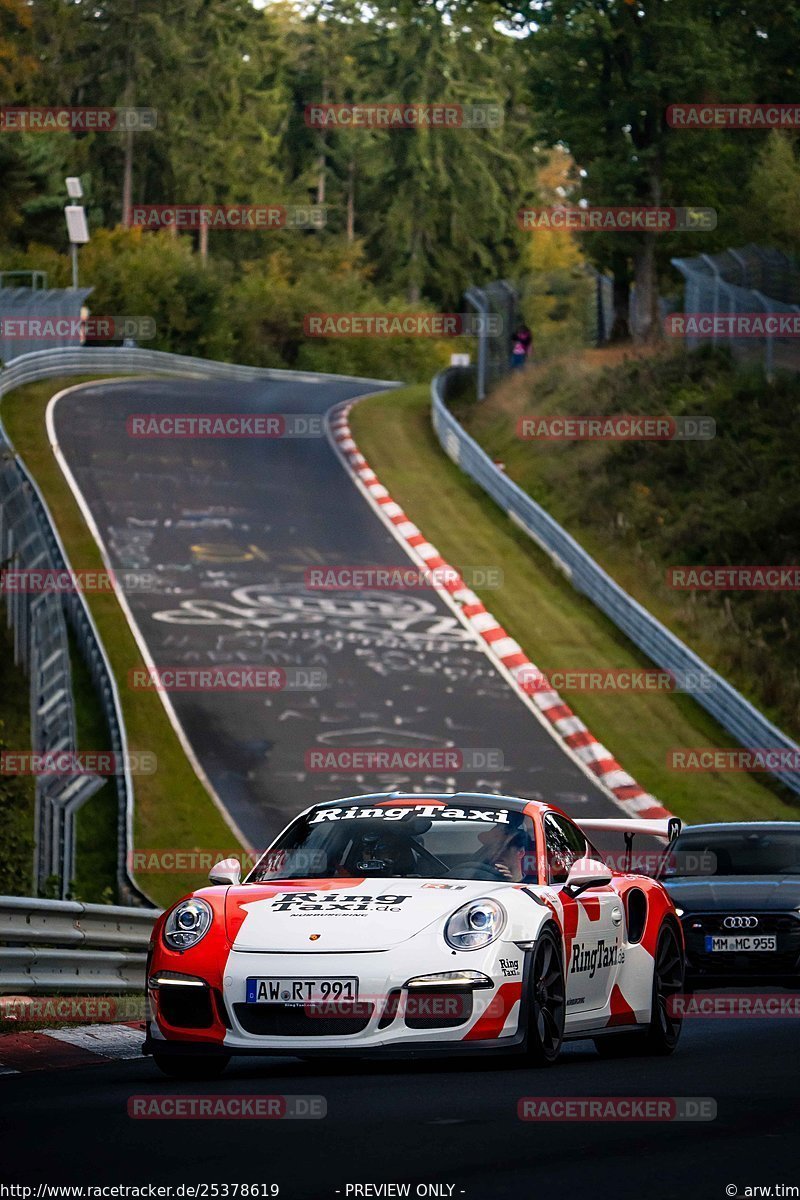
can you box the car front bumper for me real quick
[146,940,531,1057]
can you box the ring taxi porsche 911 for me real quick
[143,792,685,1078]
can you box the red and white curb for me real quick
[0,1023,145,1074]
[327,401,672,822]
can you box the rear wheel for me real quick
[525,927,565,1066]
[152,1052,230,1080]
[594,920,684,1058]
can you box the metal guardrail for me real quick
[431,366,800,797]
[0,895,158,993]
[0,454,105,895]
[0,345,395,394]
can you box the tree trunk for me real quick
[631,166,663,343]
[609,250,631,342]
[198,221,209,262]
[346,159,355,243]
[121,128,134,226]
[632,234,660,342]
[316,78,329,205]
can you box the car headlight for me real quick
[444,898,506,950]
[673,906,685,917]
[163,898,213,950]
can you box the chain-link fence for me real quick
[464,268,680,400]
[0,286,93,363]
[463,281,520,399]
[671,244,800,375]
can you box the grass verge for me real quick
[455,347,800,740]
[349,385,796,824]
[1,377,245,908]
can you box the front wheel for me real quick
[525,927,565,1066]
[152,1052,230,1080]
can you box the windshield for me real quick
[248,803,538,883]
[667,828,800,878]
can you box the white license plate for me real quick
[245,976,358,1004]
[704,935,777,952]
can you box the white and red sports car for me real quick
[144,792,685,1077]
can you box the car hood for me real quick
[224,877,508,952]
[664,876,800,912]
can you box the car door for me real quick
[543,813,624,1018]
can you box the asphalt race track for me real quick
[49,373,620,847]
[5,372,796,1200]
[1,1012,798,1198]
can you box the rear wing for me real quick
[576,816,682,876]
[577,817,682,843]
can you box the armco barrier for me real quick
[431,366,800,797]
[0,453,105,897]
[0,895,158,993]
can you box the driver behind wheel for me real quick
[477,823,536,881]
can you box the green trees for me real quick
[1,0,798,355]
[498,0,757,340]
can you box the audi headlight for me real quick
[163,898,213,950]
[444,898,506,950]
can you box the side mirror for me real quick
[208,857,241,886]
[564,857,613,897]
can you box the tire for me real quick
[593,919,684,1059]
[525,926,565,1066]
[152,1052,230,1080]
